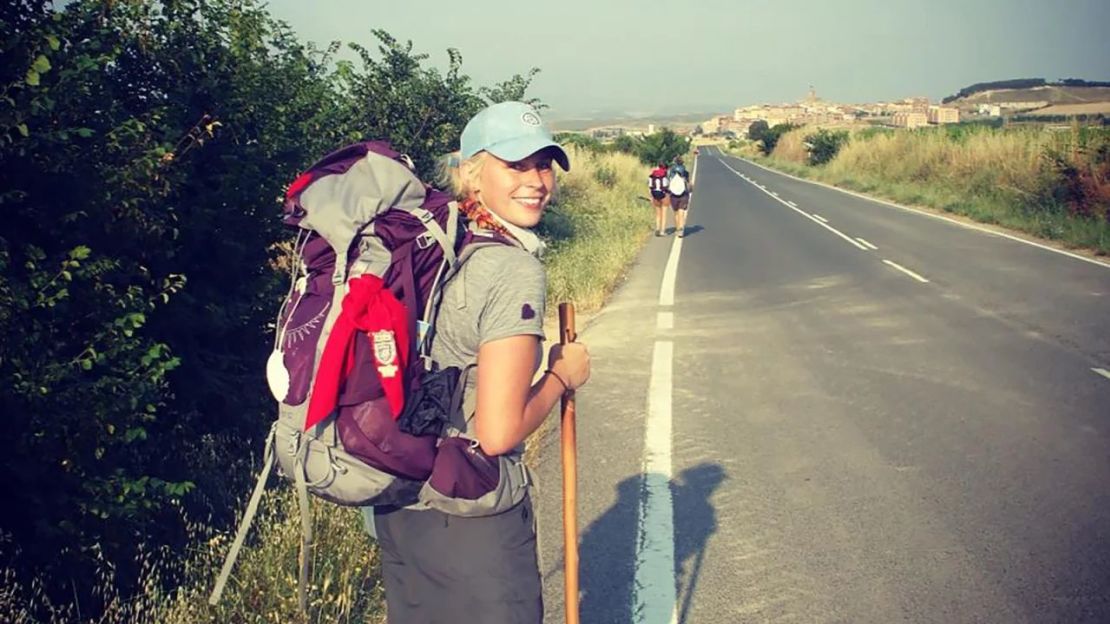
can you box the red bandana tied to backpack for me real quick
[304,274,410,430]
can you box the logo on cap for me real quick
[521,111,541,126]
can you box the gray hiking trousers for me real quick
[373,497,543,623]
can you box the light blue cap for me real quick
[460,101,570,171]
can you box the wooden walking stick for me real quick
[558,302,580,624]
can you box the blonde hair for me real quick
[438,151,489,200]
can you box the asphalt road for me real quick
[535,146,1110,624]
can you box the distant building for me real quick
[892,112,928,128]
[907,97,930,113]
[927,106,960,124]
[647,124,656,135]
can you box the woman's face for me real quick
[475,149,557,228]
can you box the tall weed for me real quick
[544,148,654,310]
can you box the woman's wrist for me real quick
[544,368,570,392]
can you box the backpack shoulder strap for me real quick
[406,204,458,267]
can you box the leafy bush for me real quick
[592,163,618,187]
[747,120,769,142]
[637,127,690,165]
[759,123,799,155]
[806,129,850,165]
[0,0,542,615]
[556,132,604,153]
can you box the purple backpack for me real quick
[210,142,535,612]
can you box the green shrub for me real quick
[760,123,799,155]
[0,0,544,616]
[593,162,618,187]
[806,129,850,165]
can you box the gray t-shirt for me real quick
[429,244,546,442]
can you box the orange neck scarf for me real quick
[458,197,512,240]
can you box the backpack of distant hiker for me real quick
[209,141,534,612]
[648,170,667,196]
[668,168,688,196]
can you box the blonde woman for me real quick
[369,101,591,623]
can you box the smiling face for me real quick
[475,149,557,228]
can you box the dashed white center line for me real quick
[857,238,878,250]
[883,259,930,283]
[657,311,674,330]
[719,159,867,251]
[1093,368,1110,382]
[786,200,797,207]
[812,213,828,223]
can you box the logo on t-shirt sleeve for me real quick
[521,304,536,320]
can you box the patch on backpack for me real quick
[521,304,536,320]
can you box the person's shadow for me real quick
[574,463,727,623]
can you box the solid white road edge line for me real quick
[659,227,684,306]
[857,238,878,250]
[1093,368,1110,382]
[632,340,678,624]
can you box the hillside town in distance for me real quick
[572,83,1110,140]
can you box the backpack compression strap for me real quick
[209,424,278,606]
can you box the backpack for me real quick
[668,169,688,196]
[649,170,667,192]
[209,141,533,612]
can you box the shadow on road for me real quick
[567,462,727,623]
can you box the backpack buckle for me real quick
[416,232,436,250]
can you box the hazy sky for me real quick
[266,0,1110,119]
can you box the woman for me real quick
[369,101,591,623]
[648,162,670,236]
[667,156,692,238]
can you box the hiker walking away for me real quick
[368,101,591,623]
[648,162,670,236]
[667,155,693,237]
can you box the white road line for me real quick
[800,212,866,249]
[633,340,677,624]
[659,154,697,306]
[657,311,674,330]
[659,236,684,306]
[1093,368,1110,381]
[786,200,797,207]
[812,213,828,223]
[720,159,867,251]
[882,259,930,283]
[737,156,1110,271]
[857,238,878,250]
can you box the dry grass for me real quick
[770,128,809,164]
[542,148,654,311]
[747,124,1110,254]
